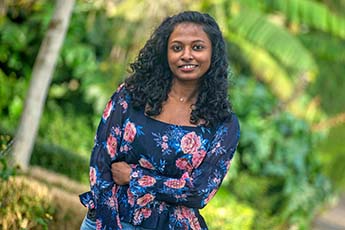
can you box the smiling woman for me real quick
[167,22,212,83]
[79,11,240,230]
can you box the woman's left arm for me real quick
[124,115,240,209]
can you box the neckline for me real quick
[144,114,203,129]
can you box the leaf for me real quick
[228,7,317,73]
[227,32,294,100]
[268,0,345,39]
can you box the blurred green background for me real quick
[1,0,345,229]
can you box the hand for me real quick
[111,161,131,185]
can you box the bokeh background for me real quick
[1,0,345,229]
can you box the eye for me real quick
[193,44,204,51]
[171,44,183,52]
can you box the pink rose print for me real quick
[114,127,121,136]
[123,122,137,142]
[89,166,97,186]
[87,200,95,209]
[120,100,128,110]
[139,158,155,170]
[181,132,201,154]
[164,172,189,189]
[226,161,232,171]
[116,83,124,93]
[161,142,168,150]
[175,207,201,230]
[133,210,142,225]
[127,188,135,206]
[141,207,152,218]
[108,196,116,208]
[102,99,112,120]
[137,193,155,207]
[192,149,206,168]
[190,215,202,230]
[133,208,152,224]
[162,135,168,142]
[106,135,117,158]
[138,175,156,187]
[176,158,193,172]
[96,219,102,230]
[159,202,167,212]
[204,189,217,205]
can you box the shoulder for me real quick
[110,83,131,102]
[218,113,240,133]
[213,113,240,142]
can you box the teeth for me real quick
[181,65,196,69]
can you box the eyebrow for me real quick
[169,39,207,44]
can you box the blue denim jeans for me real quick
[80,216,152,230]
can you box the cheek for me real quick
[167,54,179,67]
[200,54,212,69]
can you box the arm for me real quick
[79,84,128,228]
[128,115,240,209]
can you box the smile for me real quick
[178,64,198,70]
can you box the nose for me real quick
[181,48,193,61]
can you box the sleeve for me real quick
[79,84,128,229]
[129,114,240,209]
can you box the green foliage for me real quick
[229,77,331,228]
[0,133,16,180]
[267,0,345,39]
[201,187,256,230]
[39,100,95,157]
[30,140,89,184]
[229,7,317,74]
[0,0,343,229]
[0,176,55,229]
[301,32,345,193]
[318,124,345,192]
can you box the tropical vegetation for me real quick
[1,0,345,229]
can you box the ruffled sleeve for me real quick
[129,114,240,209]
[79,84,129,229]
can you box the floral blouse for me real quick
[79,84,240,230]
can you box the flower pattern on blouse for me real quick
[79,84,240,230]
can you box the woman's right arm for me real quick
[79,84,128,229]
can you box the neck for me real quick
[169,80,199,103]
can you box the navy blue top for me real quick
[79,84,240,230]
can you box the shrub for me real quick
[228,77,332,228]
[201,187,255,230]
[31,140,89,184]
[0,176,55,229]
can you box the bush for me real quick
[201,187,255,230]
[229,77,332,228]
[0,176,55,229]
[31,140,89,184]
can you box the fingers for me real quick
[111,161,131,185]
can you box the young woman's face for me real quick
[167,22,212,83]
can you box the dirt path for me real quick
[29,166,345,229]
[28,166,88,229]
[312,195,345,230]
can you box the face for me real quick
[167,22,212,83]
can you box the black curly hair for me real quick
[125,11,232,127]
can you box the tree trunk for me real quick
[11,0,75,171]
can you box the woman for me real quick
[80,11,240,230]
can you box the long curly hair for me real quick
[125,11,232,127]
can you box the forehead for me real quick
[168,22,210,43]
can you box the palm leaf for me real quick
[266,0,345,39]
[299,32,345,62]
[227,32,293,101]
[228,7,317,75]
